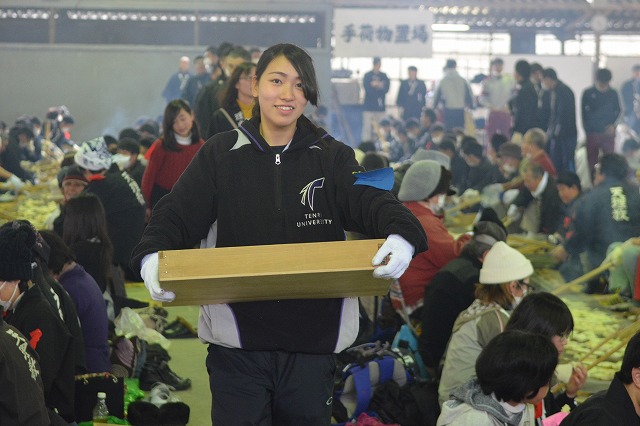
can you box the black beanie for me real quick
[0,221,36,281]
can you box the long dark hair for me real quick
[251,43,319,118]
[62,193,113,279]
[161,99,201,152]
[217,61,256,109]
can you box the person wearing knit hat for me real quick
[438,241,534,405]
[419,219,507,376]
[60,164,89,202]
[0,220,77,423]
[411,148,451,170]
[391,160,467,316]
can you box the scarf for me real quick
[450,379,524,426]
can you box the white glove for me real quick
[7,174,24,191]
[372,234,415,279]
[461,188,480,200]
[502,189,520,205]
[507,204,521,222]
[140,252,175,302]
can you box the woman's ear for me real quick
[252,78,259,98]
[632,367,640,389]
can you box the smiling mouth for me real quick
[276,106,294,111]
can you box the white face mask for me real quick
[502,163,516,174]
[203,57,213,72]
[428,195,446,214]
[112,153,131,170]
[0,281,18,312]
[512,296,523,309]
[432,136,442,145]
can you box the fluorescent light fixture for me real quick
[431,23,470,32]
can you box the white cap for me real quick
[479,241,534,284]
[75,137,112,171]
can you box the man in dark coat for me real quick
[508,162,564,235]
[560,330,640,425]
[510,60,538,137]
[397,66,427,121]
[543,68,577,173]
[0,221,76,423]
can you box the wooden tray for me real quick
[158,239,389,306]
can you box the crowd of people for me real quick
[2,42,640,425]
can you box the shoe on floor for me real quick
[140,360,192,391]
[163,318,197,339]
[147,382,181,407]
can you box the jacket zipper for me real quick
[274,153,282,212]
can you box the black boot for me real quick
[139,360,192,391]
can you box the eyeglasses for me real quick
[516,279,535,293]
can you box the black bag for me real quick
[368,379,440,426]
[74,372,125,421]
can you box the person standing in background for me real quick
[432,59,474,131]
[620,64,640,137]
[362,57,390,141]
[480,58,515,140]
[581,68,621,177]
[543,68,577,173]
[181,55,211,107]
[397,65,427,121]
[162,56,191,104]
[510,60,539,138]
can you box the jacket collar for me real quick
[239,115,330,154]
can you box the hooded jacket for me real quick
[132,115,427,354]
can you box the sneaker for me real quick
[147,382,180,407]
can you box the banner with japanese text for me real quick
[333,8,433,57]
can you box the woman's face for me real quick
[551,334,569,356]
[62,179,87,202]
[172,108,194,138]
[252,55,308,134]
[523,384,549,405]
[236,67,256,100]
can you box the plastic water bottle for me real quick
[92,392,109,423]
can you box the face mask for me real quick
[203,57,213,72]
[432,136,442,145]
[502,164,516,174]
[0,281,18,312]
[428,195,446,214]
[112,154,131,170]
[512,296,523,309]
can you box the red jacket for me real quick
[394,202,470,311]
[141,138,204,205]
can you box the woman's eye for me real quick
[271,79,282,84]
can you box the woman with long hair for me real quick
[141,99,204,212]
[132,43,427,424]
[62,193,113,294]
[207,61,256,138]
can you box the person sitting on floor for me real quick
[438,330,558,426]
